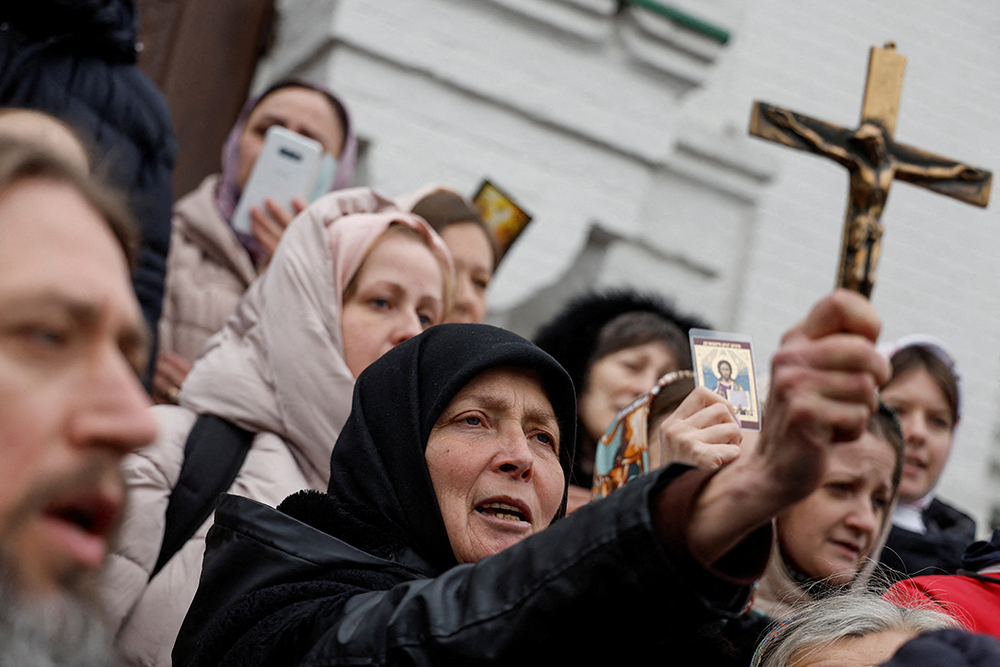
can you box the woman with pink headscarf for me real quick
[102,188,452,667]
[154,80,358,404]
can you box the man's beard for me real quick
[0,556,119,667]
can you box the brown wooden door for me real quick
[136,0,275,199]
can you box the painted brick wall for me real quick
[697,0,1000,530]
[256,0,1000,530]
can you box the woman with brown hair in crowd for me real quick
[876,335,975,578]
[534,288,708,512]
[398,184,498,324]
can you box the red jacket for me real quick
[885,572,1000,638]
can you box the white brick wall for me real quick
[258,0,1000,532]
[697,0,1000,531]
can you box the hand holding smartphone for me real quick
[231,125,331,235]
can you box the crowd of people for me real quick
[0,5,999,665]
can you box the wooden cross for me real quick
[749,42,992,297]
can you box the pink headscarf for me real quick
[214,80,359,263]
[182,188,452,484]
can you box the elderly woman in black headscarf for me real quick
[173,291,891,667]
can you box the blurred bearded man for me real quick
[0,139,157,665]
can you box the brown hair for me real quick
[0,108,93,171]
[588,311,691,374]
[647,374,697,431]
[410,191,498,269]
[886,346,960,427]
[870,400,905,495]
[0,138,138,269]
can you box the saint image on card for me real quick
[472,180,532,260]
[688,329,761,430]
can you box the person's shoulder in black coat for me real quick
[882,629,1000,667]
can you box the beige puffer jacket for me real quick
[159,175,258,364]
[101,188,406,667]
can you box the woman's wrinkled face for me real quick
[341,232,444,378]
[777,431,896,587]
[879,368,954,503]
[578,341,676,442]
[236,87,346,190]
[425,368,565,564]
[439,222,493,324]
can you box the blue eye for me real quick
[462,415,482,426]
[20,326,68,348]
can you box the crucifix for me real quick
[749,42,992,297]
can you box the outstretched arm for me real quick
[764,107,854,167]
[895,160,989,182]
[682,290,889,566]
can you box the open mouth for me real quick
[476,501,529,523]
[45,492,120,537]
[40,491,123,570]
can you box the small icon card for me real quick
[688,328,761,431]
[471,179,532,260]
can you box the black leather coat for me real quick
[174,325,761,666]
[174,466,755,667]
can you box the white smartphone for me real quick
[231,125,324,235]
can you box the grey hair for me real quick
[752,593,960,667]
[0,560,119,667]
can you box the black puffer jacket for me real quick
[0,0,176,365]
[173,324,760,666]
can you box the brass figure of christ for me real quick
[749,43,992,297]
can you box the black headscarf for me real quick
[327,323,577,572]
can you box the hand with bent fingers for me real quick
[251,196,307,270]
[650,387,742,471]
[750,289,890,504]
[684,290,891,566]
[152,350,193,405]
